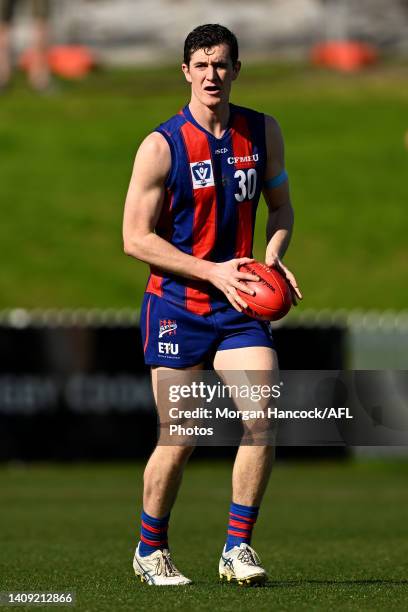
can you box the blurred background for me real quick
[1,1,407,608]
[1,0,407,459]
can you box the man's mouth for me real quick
[204,85,221,94]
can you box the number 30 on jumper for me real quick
[234,169,257,202]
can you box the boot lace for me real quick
[155,551,181,577]
[237,545,261,566]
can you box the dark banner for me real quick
[0,322,346,460]
[156,370,408,446]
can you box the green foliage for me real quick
[1,65,407,309]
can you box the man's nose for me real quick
[206,65,218,80]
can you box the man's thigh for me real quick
[214,346,279,445]
[152,364,206,446]
[213,345,278,371]
[151,363,204,406]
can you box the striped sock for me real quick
[225,501,259,552]
[139,510,170,557]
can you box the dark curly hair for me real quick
[183,24,239,65]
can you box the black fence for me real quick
[0,317,347,461]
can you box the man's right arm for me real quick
[122,132,258,311]
[123,132,213,281]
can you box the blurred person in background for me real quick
[0,0,50,91]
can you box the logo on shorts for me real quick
[190,160,215,189]
[158,342,179,355]
[159,319,177,338]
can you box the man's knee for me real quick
[150,444,195,470]
[241,417,278,445]
[167,444,195,465]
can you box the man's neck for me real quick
[188,98,230,138]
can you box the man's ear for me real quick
[232,60,241,81]
[181,63,192,84]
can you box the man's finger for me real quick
[286,274,302,299]
[233,280,255,296]
[289,280,302,300]
[235,296,248,309]
[237,257,255,265]
[278,263,303,299]
[225,289,243,312]
[229,287,248,310]
[236,272,260,283]
[289,288,298,306]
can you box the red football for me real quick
[237,261,292,321]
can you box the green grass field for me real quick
[1,63,407,310]
[1,460,408,611]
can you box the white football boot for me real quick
[133,544,192,586]
[219,543,267,586]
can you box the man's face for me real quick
[182,43,241,108]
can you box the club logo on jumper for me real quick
[190,160,215,189]
[227,153,259,165]
[159,319,177,338]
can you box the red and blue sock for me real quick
[139,510,170,557]
[225,501,259,552]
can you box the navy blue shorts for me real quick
[140,293,274,368]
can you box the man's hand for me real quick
[207,257,260,312]
[265,253,302,306]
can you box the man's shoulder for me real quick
[231,103,265,122]
[154,110,187,141]
[232,104,280,129]
[264,114,282,141]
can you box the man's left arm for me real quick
[262,115,302,303]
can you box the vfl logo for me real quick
[190,160,215,189]
[159,319,177,338]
